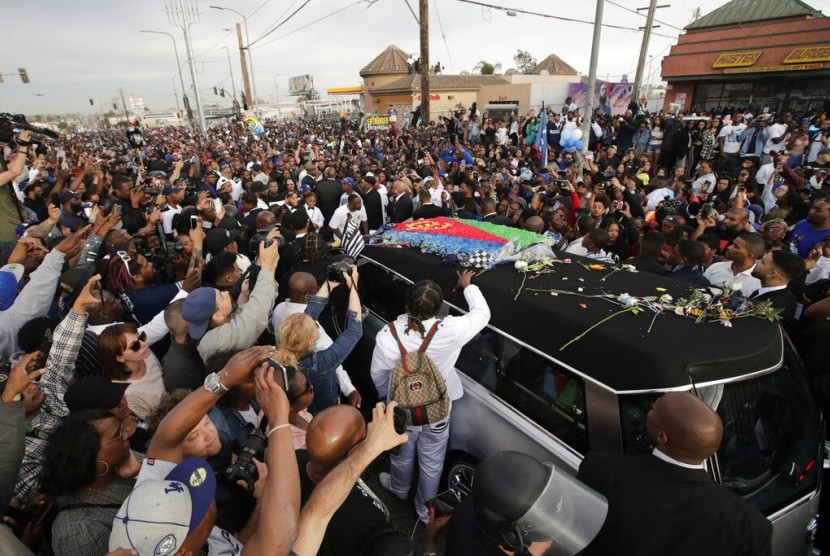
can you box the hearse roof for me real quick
[361,245,782,393]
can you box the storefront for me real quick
[661,0,830,115]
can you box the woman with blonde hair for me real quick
[271,264,363,413]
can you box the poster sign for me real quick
[712,50,763,68]
[674,93,687,109]
[605,83,633,115]
[365,115,390,130]
[127,94,144,117]
[288,75,313,95]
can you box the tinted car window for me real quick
[619,346,821,516]
[361,261,408,322]
[455,324,589,454]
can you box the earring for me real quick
[95,461,110,477]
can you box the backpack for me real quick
[387,321,450,428]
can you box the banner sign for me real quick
[365,115,390,130]
[784,45,830,64]
[724,63,823,74]
[712,50,763,68]
[288,75,313,95]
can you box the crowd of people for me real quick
[0,92,829,555]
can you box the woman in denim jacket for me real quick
[271,265,363,413]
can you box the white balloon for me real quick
[571,129,584,141]
[560,129,572,141]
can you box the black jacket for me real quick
[578,452,772,556]
[481,213,510,226]
[315,179,343,226]
[389,194,414,223]
[753,287,798,333]
[413,204,446,220]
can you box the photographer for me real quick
[0,131,32,246]
[109,174,148,235]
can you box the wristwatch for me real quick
[203,372,229,395]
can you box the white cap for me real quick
[0,264,24,282]
[108,480,191,555]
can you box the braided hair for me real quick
[405,280,443,338]
[105,256,140,294]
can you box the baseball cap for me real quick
[182,287,217,340]
[203,228,240,255]
[0,264,25,311]
[818,147,830,157]
[251,163,262,171]
[162,185,182,196]
[342,177,355,186]
[250,181,267,194]
[58,190,77,205]
[109,458,216,555]
[64,376,129,412]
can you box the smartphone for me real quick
[28,329,53,377]
[190,215,199,230]
[426,489,462,517]
[212,198,222,213]
[391,405,407,455]
[113,204,122,216]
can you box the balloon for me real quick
[559,137,567,147]
[564,138,574,148]
[574,140,584,150]
[243,116,265,136]
[571,129,583,141]
[560,129,572,141]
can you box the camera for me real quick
[326,259,352,283]
[222,429,268,493]
[132,222,183,282]
[0,113,59,146]
[249,230,286,255]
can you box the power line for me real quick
[252,1,364,50]
[455,0,677,38]
[433,0,455,72]
[605,0,683,31]
[251,0,302,42]
[192,30,234,58]
[247,0,313,48]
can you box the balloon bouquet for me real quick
[559,128,585,152]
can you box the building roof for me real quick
[359,45,412,77]
[369,74,508,93]
[532,54,579,75]
[686,0,818,30]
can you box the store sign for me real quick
[365,115,390,130]
[712,50,763,68]
[784,45,830,64]
[416,94,441,101]
[723,63,823,74]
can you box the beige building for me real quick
[360,46,587,120]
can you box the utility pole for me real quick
[579,0,604,167]
[236,23,253,111]
[172,75,181,111]
[166,0,207,131]
[119,88,131,125]
[632,0,668,106]
[139,30,189,123]
[419,0,430,125]
[222,46,237,101]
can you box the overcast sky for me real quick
[3,0,829,116]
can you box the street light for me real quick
[140,30,189,121]
[273,74,282,119]
[211,5,259,117]
[221,46,237,101]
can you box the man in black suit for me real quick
[578,392,772,556]
[315,168,343,227]
[480,197,510,226]
[751,249,805,333]
[388,180,413,223]
[359,175,384,232]
[412,189,445,220]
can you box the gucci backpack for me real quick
[387,320,450,428]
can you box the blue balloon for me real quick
[561,129,572,141]
[574,139,584,150]
[564,138,574,148]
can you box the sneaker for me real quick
[379,472,406,500]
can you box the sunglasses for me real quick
[127,331,147,352]
[116,251,132,278]
[289,380,314,402]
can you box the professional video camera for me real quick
[326,259,352,283]
[131,222,182,282]
[248,227,286,256]
[0,113,59,145]
[222,428,268,493]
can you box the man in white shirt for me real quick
[329,194,368,239]
[215,165,242,201]
[271,272,361,406]
[160,185,184,235]
[763,116,789,162]
[717,114,747,177]
[646,179,679,211]
[703,234,765,296]
[754,151,786,213]
[808,120,830,163]
[691,160,716,196]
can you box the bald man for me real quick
[295,406,389,556]
[577,392,772,556]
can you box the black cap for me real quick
[204,228,241,255]
[64,376,129,412]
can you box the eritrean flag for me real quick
[382,217,553,258]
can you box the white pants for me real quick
[388,418,450,521]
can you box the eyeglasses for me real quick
[127,331,147,352]
[289,381,314,402]
[116,251,133,278]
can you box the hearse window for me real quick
[619,346,821,516]
[454,324,589,454]
[360,262,408,322]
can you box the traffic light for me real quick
[213,87,218,95]
[113,103,118,110]
[89,99,94,106]
[220,89,225,98]
[18,68,30,84]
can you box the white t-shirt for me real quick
[329,204,367,237]
[718,123,747,154]
[692,172,716,195]
[112,353,165,420]
[161,204,182,235]
[764,123,789,154]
